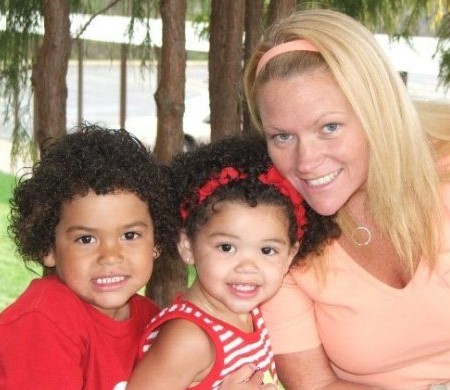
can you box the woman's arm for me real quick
[275,346,373,390]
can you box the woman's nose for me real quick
[296,139,322,172]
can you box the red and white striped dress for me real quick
[138,297,278,389]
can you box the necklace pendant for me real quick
[352,226,372,246]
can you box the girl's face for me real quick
[257,70,369,216]
[44,190,158,320]
[179,202,298,320]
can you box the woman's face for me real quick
[257,70,369,216]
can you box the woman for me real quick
[244,8,450,390]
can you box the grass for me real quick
[0,171,40,310]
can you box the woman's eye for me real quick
[123,231,140,240]
[323,123,339,134]
[219,243,234,253]
[273,133,292,143]
[261,247,277,255]
[76,235,95,244]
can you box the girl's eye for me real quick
[123,231,140,240]
[76,235,95,244]
[219,243,234,253]
[261,246,277,256]
[323,123,339,134]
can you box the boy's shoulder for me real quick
[0,275,86,323]
[129,293,160,323]
[1,275,159,340]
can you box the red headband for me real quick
[179,165,307,240]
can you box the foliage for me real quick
[0,0,42,164]
[0,0,449,164]
[0,171,39,310]
[437,10,450,90]
[301,0,450,87]
[300,0,423,35]
[190,0,210,39]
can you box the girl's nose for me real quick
[234,257,259,274]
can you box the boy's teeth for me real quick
[96,276,125,284]
[308,170,340,187]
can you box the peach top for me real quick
[262,183,450,390]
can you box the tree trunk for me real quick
[267,0,297,25]
[146,0,188,309]
[153,0,186,164]
[209,0,245,141]
[243,0,264,135]
[31,0,71,155]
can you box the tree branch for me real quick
[74,0,124,40]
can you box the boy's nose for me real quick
[98,241,124,264]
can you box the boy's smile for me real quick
[44,190,157,320]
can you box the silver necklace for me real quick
[351,226,372,246]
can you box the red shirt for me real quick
[0,275,159,389]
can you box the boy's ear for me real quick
[177,230,194,265]
[43,249,56,267]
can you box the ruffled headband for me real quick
[179,165,307,240]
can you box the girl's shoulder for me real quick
[137,309,216,388]
[140,300,219,353]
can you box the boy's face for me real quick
[44,190,158,320]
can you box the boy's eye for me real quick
[77,235,95,244]
[123,231,140,240]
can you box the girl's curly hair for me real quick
[170,135,340,266]
[8,124,179,273]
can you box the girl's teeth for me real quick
[307,170,341,187]
[232,284,256,292]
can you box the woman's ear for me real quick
[177,230,194,265]
[153,247,161,260]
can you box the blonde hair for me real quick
[244,8,450,273]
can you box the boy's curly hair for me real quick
[170,135,340,265]
[8,124,179,273]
